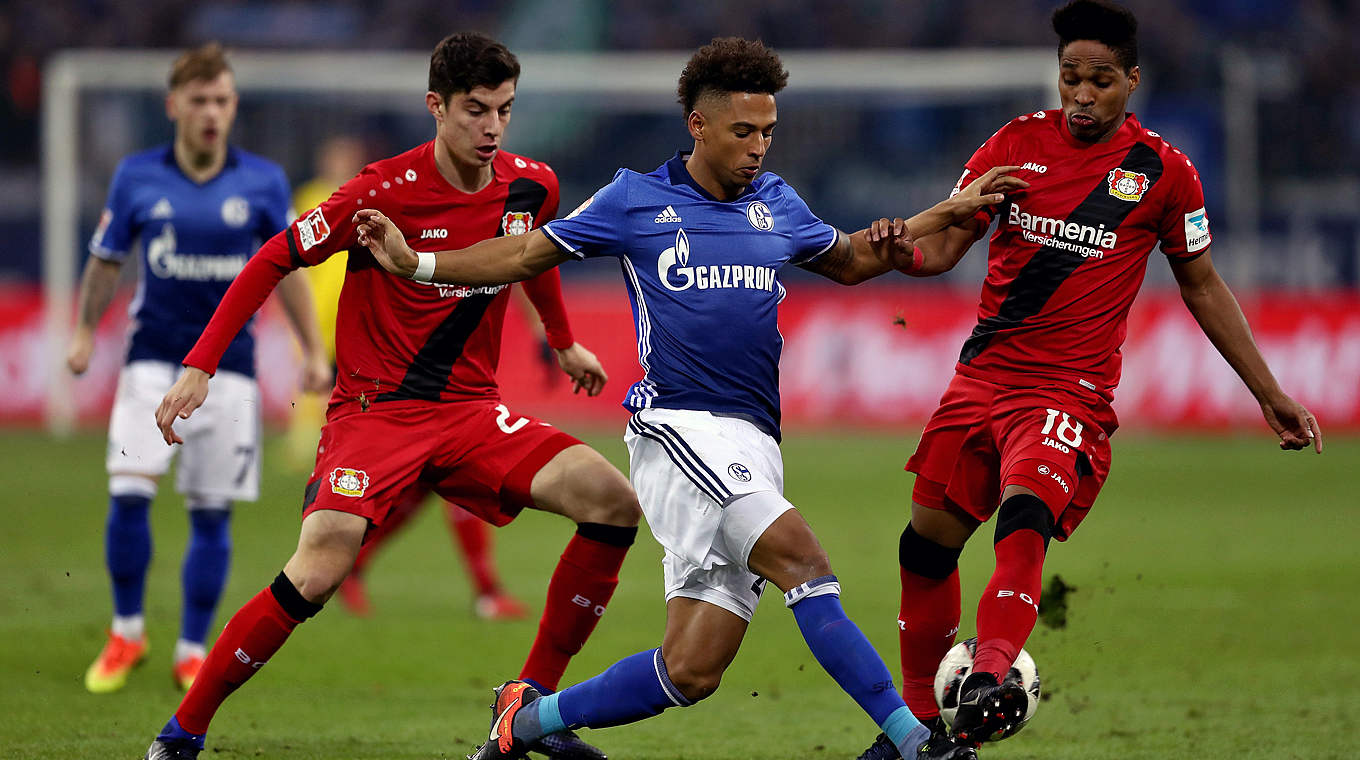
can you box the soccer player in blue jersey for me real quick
[355,38,1023,760]
[66,43,330,694]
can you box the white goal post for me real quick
[42,48,1058,435]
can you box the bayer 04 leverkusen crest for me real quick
[501,211,534,236]
[1106,168,1150,202]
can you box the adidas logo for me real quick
[150,198,174,220]
[653,205,682,223]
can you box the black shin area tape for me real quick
[576,522,639,548]
[898,523,962,580]
[994,494,1055,550]
[270,571,323,621]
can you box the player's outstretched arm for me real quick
[155,367,211,446]
[353,209,569,285]
[66,257,122,375]
[906,165,1027,240]
[1170,251,1322,453]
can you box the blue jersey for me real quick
[543,152,837,438]
[89,145,291,377]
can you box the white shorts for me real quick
[624,408,792,621]
[106,360,261,502]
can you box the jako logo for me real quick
[658,228,777,293]
[420,228,448,239]
[1020,162,1048,173]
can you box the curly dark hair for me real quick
[428,32,520,101]
[1052,0,1138,71]
[676,37,789,114]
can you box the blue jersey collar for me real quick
[665,150,754,202]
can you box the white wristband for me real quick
[410,250,436,283]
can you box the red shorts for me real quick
[906,373,1117,541]
[303,398,580,528]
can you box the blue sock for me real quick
[181,508,231,645]
[106,493,152,617]
[787,576,926,753]
[515,648,691,742]
[156,715,205,749]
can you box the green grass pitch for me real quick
[1,429,1356,759]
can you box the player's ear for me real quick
[687,110,705,142]
[1126,65,1140,95]
[165,90,178,122]
[426,92,444,123]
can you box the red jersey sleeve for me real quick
[517,168,574,350]
[952,121,1016,227]
[1155,151,1212,259]
[289,167,381,267]
[182,166,380,375]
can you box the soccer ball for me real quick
[934,636,1041,741]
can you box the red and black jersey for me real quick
[184,142,573,410]
[950,110,1212,398]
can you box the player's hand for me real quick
[946,166,1029,223]
[1260,393,1322,453]
[353,209,418,278]
[866,217,916,271]
[155,367,211,446]
[554,342,608,396]
[299,351,333,395]
[66,327,95,375]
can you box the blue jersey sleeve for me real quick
[779,182,839,266]
[258,165,293,241]
[540,169,630,260]
[89,159,137,261]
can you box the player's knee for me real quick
[572,465,641,527]
[899,523,962,580]
[995,493,1055,550]
[109,474,158,501]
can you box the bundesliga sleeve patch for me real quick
[329,467,369,497]
[297,207,331,251]
[1184,207,1211,252]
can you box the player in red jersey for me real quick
[142,33,640,760]
[858,2,1322,754]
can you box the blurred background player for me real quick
[144,32,640,760]
[286,134,530,620]
[354,36,1023,760]
[865,1,1322,752]
[65,42,330,694]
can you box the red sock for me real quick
[973,529,1045,681]
[175,586,303,734]
[898,566,961,718]
[352,486,426,575]
[445,502,500,596]
[519,530,631,691]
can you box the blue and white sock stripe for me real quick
[783,574,842,607]
[652,648,692,707]
[627,417,731,505]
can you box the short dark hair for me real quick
[428,32,520,101]
[1052,0,1138,71]
[168,42,231,90]
[676,37,789,114]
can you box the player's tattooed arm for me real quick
[798,228,904,285]
[353,209,568,285]
[66,257,122,374]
